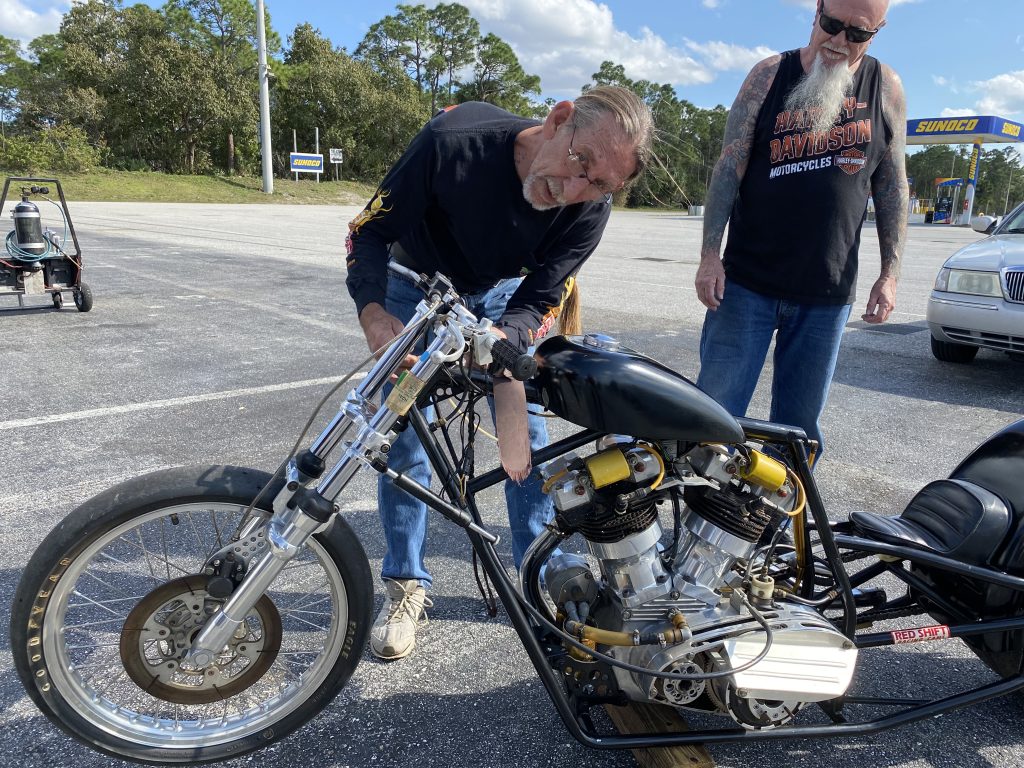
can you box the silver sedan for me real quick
[927,201,1024,363]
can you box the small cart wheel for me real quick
[74,282,94,313]
[52,292,64,309]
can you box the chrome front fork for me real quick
[187,298,467,665]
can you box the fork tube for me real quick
[307,301,437,460]
[190,318,460,663]
[316,324,459,502]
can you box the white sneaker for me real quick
[370,578,432,660]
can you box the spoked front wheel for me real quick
[11,465,373,764]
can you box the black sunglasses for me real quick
[818,8,880,43]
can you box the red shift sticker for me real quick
[891,625,950,644]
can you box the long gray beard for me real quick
[785,52,855,135]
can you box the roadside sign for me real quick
[289,152,324,174]
[329,148,344,164]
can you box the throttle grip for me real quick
[490,338,538,381]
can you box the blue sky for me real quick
[3,0,1023,125]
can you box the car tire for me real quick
[930,335,979,363]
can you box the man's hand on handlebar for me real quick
[358,303,419,369]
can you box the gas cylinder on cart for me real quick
[12,196,47,258]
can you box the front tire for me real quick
[11,465,373,765]
[930,335,979,363]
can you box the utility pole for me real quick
[256,0,273,194]
[1006,164,1017,216]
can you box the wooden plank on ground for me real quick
[604,702,715,768]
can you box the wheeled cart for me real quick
[0,176,92,312]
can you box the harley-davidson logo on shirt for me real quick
[836,148,867,176]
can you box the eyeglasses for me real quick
[818,7,881,44]
[567,123,618,202]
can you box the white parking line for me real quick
[0,373,368,430]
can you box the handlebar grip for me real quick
[490,338,538,381]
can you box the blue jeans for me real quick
[378,273,552,588]
[696,279,852,453]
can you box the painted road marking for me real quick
[0,373,369,430]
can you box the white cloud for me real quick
[937,71,1019,121]
[973,70,1024,117]
[0,0,66,43]
[702,0,721,7]
[931,74,960,94]
[438,0,715,95]
[939,71,1024,119]
[685,40,778,72]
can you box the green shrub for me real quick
[0,134,47,173]
[0,125,101,173]
[45,124,102,172]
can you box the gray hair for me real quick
[573,85,654,181]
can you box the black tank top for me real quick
[723,49,893,304]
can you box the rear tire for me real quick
[930,335,979,363]
[11,465,373,765]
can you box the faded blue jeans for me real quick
[378,272,551,588]
[696,279,852,453]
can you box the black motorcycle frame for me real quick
[399,375,1024,748]
[16,264,1024,766]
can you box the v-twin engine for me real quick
[539,441,857,729]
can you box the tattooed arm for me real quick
[864,63,908,324]
[696,55,781,309]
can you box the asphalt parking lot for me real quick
[1,200,1022,768]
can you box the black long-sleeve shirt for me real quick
[345,102,610,350]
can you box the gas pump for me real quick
[931,177,964,224]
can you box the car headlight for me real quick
[937,268,1003,297]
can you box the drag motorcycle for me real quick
[11,265,1024,765]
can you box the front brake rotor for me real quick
[119,575,281,704]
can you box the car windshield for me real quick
[1000,204,1024,233]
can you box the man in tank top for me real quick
[693,0,908,456]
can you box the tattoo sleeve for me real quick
[701,56,780,260]
[870,64,909,281]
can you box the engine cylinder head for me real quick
[572,497,658,543]
[683,485,777,543]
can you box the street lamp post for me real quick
[256,0,273,195]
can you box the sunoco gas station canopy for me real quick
[907,115,1023,146]
[904,115,1022,223]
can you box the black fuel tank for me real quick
[533,334,744,443]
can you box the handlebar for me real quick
[488,337,538,381]
[385,262,539,382]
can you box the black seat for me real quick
[850,479,1011,565]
